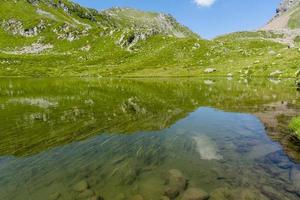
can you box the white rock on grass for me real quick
[295,69,300,77]
[269,70,283,77]
[204,68,217,73]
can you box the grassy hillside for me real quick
[0,0,300,77]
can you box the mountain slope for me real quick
[0,0,300,77]
[263,0,300,30]
[262,0,300,47]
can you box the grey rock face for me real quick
[276,0,300,15]
[2,42,53,55]
[53,23,89,41]
[1,19,45,37]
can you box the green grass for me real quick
[0,0,300,78]
[288,7,300,29]
[289,117,300,140]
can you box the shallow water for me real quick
[0,78,300,200]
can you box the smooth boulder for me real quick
[73,180,89,192]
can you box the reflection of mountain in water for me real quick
[1,107,300,200]
[0,78,298,156]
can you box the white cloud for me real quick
[194,0,216,7]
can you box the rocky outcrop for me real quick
[276,0,300,16]
[1,19,46,37]
[53,23,89,41]
[262,0,300,47]
[117,29,159,50]
[2,42,53,55]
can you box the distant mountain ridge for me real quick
[0,0,197,48]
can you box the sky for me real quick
[72,0,282,39]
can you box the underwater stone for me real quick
[210,188,233,200]
[164,186,180,199]
[164,169,187,198]
[87,195,104,200]
[210,187,268,200]
[290,167,300,191]
[181,188,209,200]
[73,180,89,192]
[78,189,94,199]
[265,150,292,170]
[130,194,144,200]
[115,193,126,200]
[261,186,287,200]
[49,192,61,200]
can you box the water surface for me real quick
[0,78,300,200]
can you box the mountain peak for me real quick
[276,0,300,16]
[263,0,300,31]
[101,7,197,38]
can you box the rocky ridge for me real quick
[263,0,300,47]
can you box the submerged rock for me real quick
[265,150,293,169]
[87,195,104,200]
[164,169,187,199]
[261,186,290,200]
[160,196,170,200]
[290,167,300,192]
[181,188,209,200]
[115,193,126,200]
[49,192,61,200]
[73,180,89,192]
[130,194,144,200]
[168,169,187,188]
[164,187,180,199]
[210,187,268,200]
[78,189,94,199]
[210,188,233,200]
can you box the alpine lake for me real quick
[0,77,300,200]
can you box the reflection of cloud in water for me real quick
[193,135,223,160]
